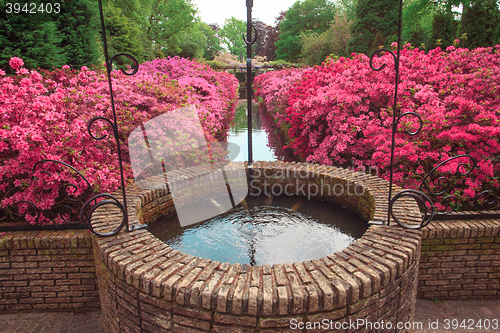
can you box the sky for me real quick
[191,0,297,27]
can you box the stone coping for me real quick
[91,161,422,321]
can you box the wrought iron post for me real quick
[244,0,256,165]
[369,0,435,229]
[96,0,129,231]
[386,0,403,226]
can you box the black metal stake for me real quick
[386,0,403,226]
[97,0,129,231]
[246,0,254,165]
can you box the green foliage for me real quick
[102,0,146,63]
[275,0,336,62]
[147,0,197,57]
[402,0,436,49]
[203,60,229,70]
[300,12,352,65]
[0,0,101,70]
[198,22,223,60]
[219,17,247,62]
[348,0,399,55]
[431,11,457,48]
[461,0,500,49]
[300,32,326,65]
[58,0,100,67]
[177,22,222,60]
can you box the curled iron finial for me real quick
[87,116,116,141]
[109,53,139,76]
[419,155,476,214]
[396,112,423,136]
[242,23,257,45]
[34,160,94,224]
[14,201,40,224]
[473,190,499,214]
[389,189,434,229]
[420,155,476,195]
[12,160,95,225]
[370,48,397,71]
[79,193,127,237]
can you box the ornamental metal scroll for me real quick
[419,155,499,220]
[369,0,499,228]
[5,0,147,236]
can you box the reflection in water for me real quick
[149,195,368,265]
[228,99,294,162]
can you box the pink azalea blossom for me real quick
[1,57,238,224]
[9,57,24,70]
[255,44,500,212]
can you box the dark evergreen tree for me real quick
[461,0,500,49]
[57,0,100,67]
[430,11,457,48]
[0,0,104,70]
[0,0,66,70]
[348,0,399,55]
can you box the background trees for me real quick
[0,0,99,70]
[275,0,337,61]
[348,0,399,55]
[300,11,352,65]
[461,0,500,49]
[147,0,197,57]
[1,0,500,69]
[219,17,247,61]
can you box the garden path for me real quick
[1,299,500,332]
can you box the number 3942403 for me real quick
[6,3,60,14]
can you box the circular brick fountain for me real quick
[92,161,422,332]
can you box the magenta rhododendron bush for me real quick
[0,57,238,224]
[255,45,500,211]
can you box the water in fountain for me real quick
[149,194,367,265]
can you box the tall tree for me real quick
[58,0,100,67]
[0,0,102,70]
[430,10,457,48]
[348,0,399,55]
[461,0,500,48]
[147,0,197,56]
[300,11,352,65]
[219,17,246,61]
[252,20,270,58]
[103,0,155,62]
[275,0,336,61]
[402,0,436,49]
[102,0,146,63]
[198,23,223,60]
[175,22,222,60]
[265,11,286,61]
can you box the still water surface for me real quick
[149,195,368,265]
[229,100,294,162]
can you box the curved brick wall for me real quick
[92,161,422,332]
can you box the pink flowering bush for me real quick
[1,57,238,224]
[255,45,500,211]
